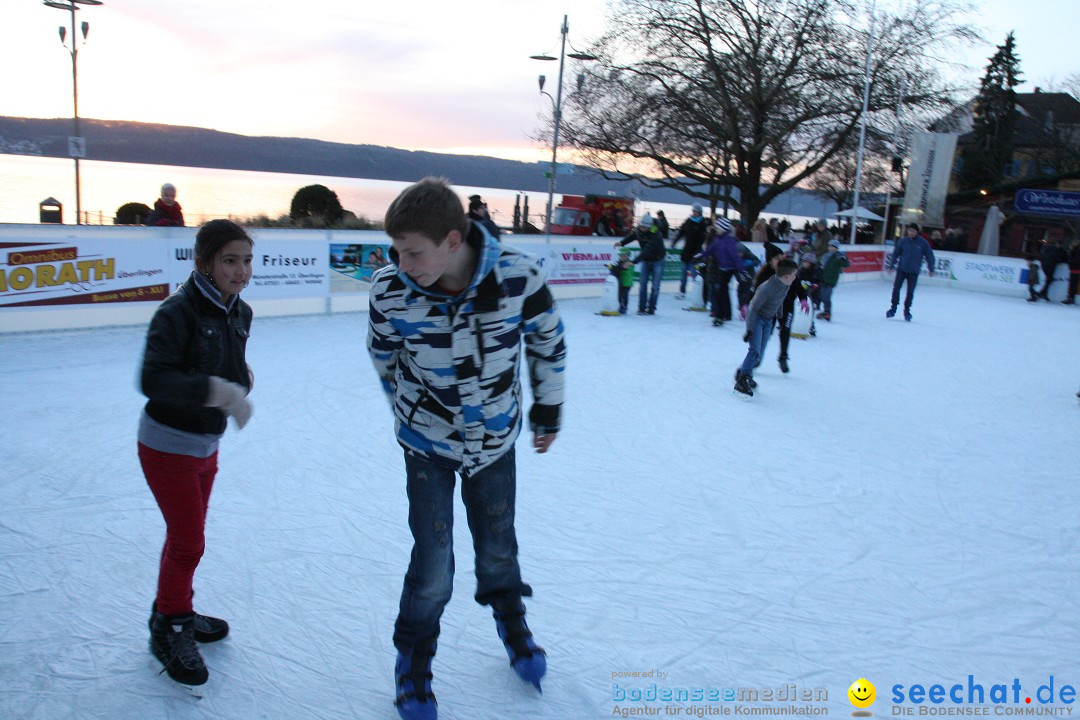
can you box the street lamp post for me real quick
[44,0,103,225]
[849,0,876,245]
[530,15,596,236]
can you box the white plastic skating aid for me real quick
[597,275,622,316]
[686,274,708,311]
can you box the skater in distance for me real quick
[886,223,936,322]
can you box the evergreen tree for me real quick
[959,32,1022,189]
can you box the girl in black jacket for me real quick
[138,219,254,687]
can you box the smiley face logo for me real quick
[848,678,876,709]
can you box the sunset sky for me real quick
[2,0,1078,163]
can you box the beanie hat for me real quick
[714,217,733,234]
[828,238,840,248]
[638,213,654,228]
[764,242,784,261]
[691,203,703,213]
[800,251,817,265]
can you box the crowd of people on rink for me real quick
[602,210,1075,398]
[611,212,860,398]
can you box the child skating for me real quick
[368,178,566,720]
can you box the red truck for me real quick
[549,194,635,236]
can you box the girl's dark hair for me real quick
[195,219,253,264]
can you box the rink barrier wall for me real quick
[0,224,1063,333]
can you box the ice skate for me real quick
[150,611,208,687]
[150,601,229,643]
[395,639,437,720]
[493,601,546,692]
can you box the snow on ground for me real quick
[2,281,1078,720]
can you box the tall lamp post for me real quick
[848,0,876,245]
[530,15,596,235]
[44,0,103,225]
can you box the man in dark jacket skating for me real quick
[886,223,935,321]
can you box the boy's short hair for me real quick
[776,258,798,277]
[384,177,469,244]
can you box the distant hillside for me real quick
[0,116,839,217]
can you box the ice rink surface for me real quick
[2,280,1078,720]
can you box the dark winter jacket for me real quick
[618,224,666,263]
[811,228,832,258]
[820,249,851,286]
[468,210,502,240]
[1040,242,1066,270]
[701,232,740,272]
[1065,243,1080,271]
[888,236,935,274]
[140,272,253,436]
[735,250,761,308]
[146,199,185,227]
[368,223,566,473]
[671,216,709,262]
[781,265,814,314]
[752,262,777,291]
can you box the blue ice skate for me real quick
[493,602,547,692]
[395,639,437,720]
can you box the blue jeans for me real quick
[820,284,835,314]
[679,261,697,294]
[638,260,664,312]
[739,315,775,376]
[393,449,529,654]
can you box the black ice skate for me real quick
[734,373,754,398]
[150,601,229,643]
[150,611,208,687]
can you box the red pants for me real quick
[138,443,217,616]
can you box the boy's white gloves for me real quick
[205,376,253,429]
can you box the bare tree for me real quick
[808,130,892,213]
[560,0,976,225]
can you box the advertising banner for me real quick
[166,234,329,299]
[950,256,1025,288]
[329,241,392,294]
[900,132,958,227]
[0,237,170,308]
[844,250,885,274]
[538,244,615,285]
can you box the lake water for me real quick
[0,154,822,229]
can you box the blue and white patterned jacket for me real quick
[367,223,566,473]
